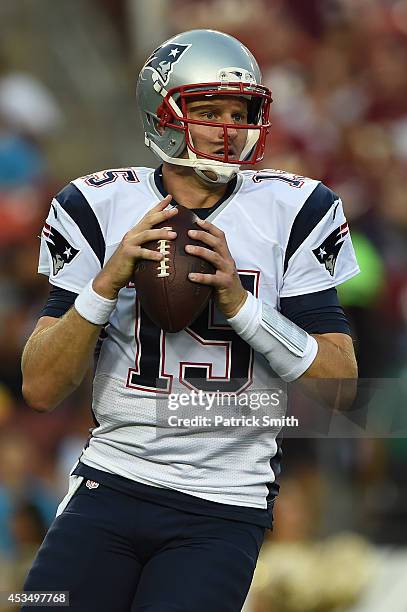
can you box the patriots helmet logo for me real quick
[312,223,349,277]
[144,43,191,86]
[42,222,80,276]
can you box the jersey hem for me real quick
[41,276,83,295]
[80,447,269,510]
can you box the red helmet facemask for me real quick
[156,82,272,165]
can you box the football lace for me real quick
[156,228,172,278]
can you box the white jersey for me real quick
[38,166,359,509]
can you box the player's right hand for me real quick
[93,195,177,300]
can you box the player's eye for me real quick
[201,111,216,120]
[232,113,246,123]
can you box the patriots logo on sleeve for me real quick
[144,43,191,85]
[312,223,349,277]
[42,222,80,276]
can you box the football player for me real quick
[21,30,358,611]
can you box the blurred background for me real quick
[0,0,406,610]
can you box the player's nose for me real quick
[226,125,238,141]
[217,117,238,138]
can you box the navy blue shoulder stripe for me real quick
[55,183,105,267]
[284,183,338,273]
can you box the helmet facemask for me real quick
[146,83,272,184]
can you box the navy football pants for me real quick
[23,480,265,611]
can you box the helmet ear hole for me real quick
[145,113,164,136]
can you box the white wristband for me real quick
[227,292,318,382]
[74,280,117,325]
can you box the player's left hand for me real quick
[186,219,247,319]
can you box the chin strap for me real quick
[187,129,261,184]
[187,143,239,184]
[193,167,237,184]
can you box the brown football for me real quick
[133,204,214,332]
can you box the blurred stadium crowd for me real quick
[0,0,406,609]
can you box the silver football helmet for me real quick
[136,29,272,184]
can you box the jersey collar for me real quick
[152,165,240,220]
